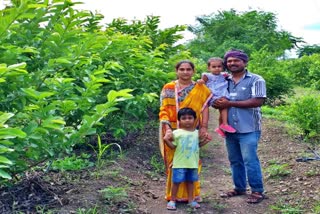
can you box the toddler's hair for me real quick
[207,57,224,68]
[178,108,196,120]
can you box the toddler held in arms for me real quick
[198,57,236,137]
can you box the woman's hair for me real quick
[175,60,195,70]
[177,107,196,120]
[207,57,224,69]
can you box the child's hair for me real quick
[207,57,225,69]
[177,107,196,120]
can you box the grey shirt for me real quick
[226,71,266,133]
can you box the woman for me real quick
[159,60,212,202]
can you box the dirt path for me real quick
[129,109,319,213]
[1,109,319,213]
[144,109,272,214]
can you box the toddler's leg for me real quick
[219,108,236,133]
[220,108,228,125]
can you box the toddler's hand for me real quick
[197,79,205,84]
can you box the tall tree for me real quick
[187,9,303,60]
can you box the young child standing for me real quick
[198,57,236,138]
[163,107,209,210]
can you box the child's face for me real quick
[208,60,224,75]
[179,115,195,128]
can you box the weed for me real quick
[209,200,227,211]
[270,200,304,213]
[221,166,231,175]
[266,163,291,178]
[99,186,128,204]
[51,154,94,171]
[312,201,320,214]
[150,154,164,174]
[76,205,99,214]
[305,168,319,177]
[88,135,122,169]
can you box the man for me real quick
[213,49,267,204]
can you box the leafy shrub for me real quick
[249,48,294,105]
[266,162,291,178]
[0,1,187,183]
[99,186,128,203]
[284,94,320,144]
[283,54,320,90]
[51,154,94,171]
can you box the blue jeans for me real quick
[225,131,264,193]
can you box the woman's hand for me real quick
[199,127,212,144]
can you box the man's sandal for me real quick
[167,201,176,210]
[220,189,246,198]
[246,192,266,204]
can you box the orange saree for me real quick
[159,81,212,201]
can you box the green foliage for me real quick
[88,135,122,168]
[284,94,320,144]
[0,0,187,183]
[99,186,128,204]
[312,201,320,214]
[150,154,165,174]
[0,112,26,179]
[77,205,99,214]
[266,161,291,178]
[270,200,304,214]
[283,54,320,90]
[297,45,320,57]
[187,9,301,60]
[249,48,294,104]
[51,154,94,171]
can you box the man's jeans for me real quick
[225,131,264,193]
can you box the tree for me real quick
[297,45,320,58]
[187,9,303,60]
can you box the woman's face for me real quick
[176,63,194,81]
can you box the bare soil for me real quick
[1,109,319,214]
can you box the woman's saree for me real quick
[159,81,212,201]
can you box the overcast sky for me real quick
[76,0,320,46]
[0,0,319,45]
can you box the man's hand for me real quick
[213,97,230,109]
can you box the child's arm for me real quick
[163,131,176,149]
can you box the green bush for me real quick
[51,154,94,171]
[284,94,320,144]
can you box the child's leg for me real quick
[171,182,179,202]
[167,182,179,210]
[220,108,228,125]
[187,181,194,203]
[219,108,236,133]
[186,169,201,208]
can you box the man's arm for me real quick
[213,97,265,109]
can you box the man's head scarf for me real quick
[223,50,249,65]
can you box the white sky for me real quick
[0,0,319,45]
[77,0,320,46]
